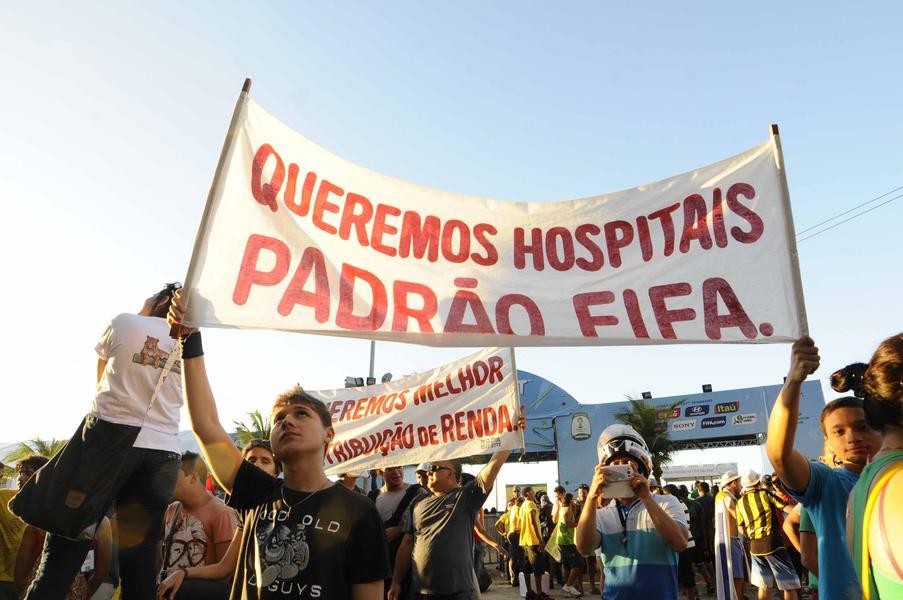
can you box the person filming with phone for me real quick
[575,424,689,600]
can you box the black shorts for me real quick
[559,545,583,570]
[685,544,706,565]
[522,546,546,574]
[678,549,696,589]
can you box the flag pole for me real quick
[770,124,809,337]
[509,347,527,460]
[171,78,252,338]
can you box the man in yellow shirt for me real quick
[519,487,549,600]
[1,463,27,599]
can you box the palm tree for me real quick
[233,410,271,446]
[615,397,685,481]
[3,437,67,464]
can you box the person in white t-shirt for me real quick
[23,283,185,600]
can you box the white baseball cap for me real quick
[416,463,429,473]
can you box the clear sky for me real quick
[2,0,901,472]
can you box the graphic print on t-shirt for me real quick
[256,521,311,587]
[165,513,209,572]
[132,335,182,374]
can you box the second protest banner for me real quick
[309,347,521,475]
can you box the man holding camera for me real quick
[575,425,689,600]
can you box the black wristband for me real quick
[181,331,204,359]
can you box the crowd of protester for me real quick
[0,285,900,600]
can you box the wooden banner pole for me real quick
[770,123,810,337]
[171,78,252,338]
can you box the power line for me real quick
[797,191,903,243]
[795,183,903,236]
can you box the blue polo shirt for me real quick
[789,461,860,600]
[595,494,687,600]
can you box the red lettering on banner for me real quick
[233,234,291,305]
[604,221,634,268]
[441,220,470,263]
[648,203,680,257]
[635,216,654,262]
[546,227,575,271]
[514,227,544,271]
[338,193,374,246]
[471,223,499,266]
[487,356,504,383]
[573,292,618,336]
[467,411,484,437]
[277,247,330,321]
[455,411,468,440]
[649,283,695,339]
[445,373,461,394]
[444,278,494,334]
[339,400,355,422]
[473,361,489,386]
[352,398,366,420]
[495,294,545,336]
[433,380,448,399]
[575,224,604,271]
[414,384,433,405]
[440,414,455,442]
[251,144,284,212]
[391,281,437,333]
[497,405,513,432]
[711,187,728,248]
[702,277,758,339]
[336,264,387,331]
[371,203,402,257]
[312,180,344,235]
[726,183,764,243]
[399,212,441,262]
[623,289,650,338]
[679,194,713,253]
[283,166,318,218]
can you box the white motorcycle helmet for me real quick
[596,424,653,478]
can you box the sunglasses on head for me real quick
[428,464,451,473]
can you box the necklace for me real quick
[279,480,333,517]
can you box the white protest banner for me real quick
[306,347,521,475]
[182,82,807,346]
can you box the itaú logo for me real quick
[715,402,739,414]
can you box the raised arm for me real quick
[575,463,605,555]
[766,336,818,493]
[168,291,242,492]
[479,407,525,490]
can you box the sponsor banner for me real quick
[308,347,521,474]
[671,419,698,432]
[731,413,758,426]
[657,407,682,420]
[702,416,727,429]
[181,96,806,346]
[685,405,710,417]
[715,402,740,414]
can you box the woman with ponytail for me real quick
[839,334,903,599]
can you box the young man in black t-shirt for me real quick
[169,294,390,600]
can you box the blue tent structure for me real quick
[511,370,825,488]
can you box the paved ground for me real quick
[478,567,814,600]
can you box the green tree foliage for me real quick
[233,410,271,446]
[615,398,685,481]
[3,437,67,464]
